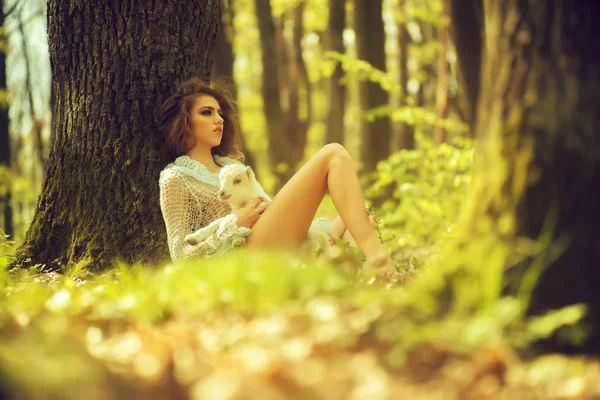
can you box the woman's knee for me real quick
[318,143,354,169]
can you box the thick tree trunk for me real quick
[392,0,414,151]
[212,0,257,173]
[354,0,390,172]
[461,1,600,352]
[12,0,221,272]
[325,0,346,146]
[0,1,12,239]
[255,0,293,190]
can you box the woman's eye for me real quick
[201,110,212,115]
[233,179,241,184]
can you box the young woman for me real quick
[158,78,398,279]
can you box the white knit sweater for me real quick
[159,155,251,262]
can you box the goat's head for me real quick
[218,164,257,206]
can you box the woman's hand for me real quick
[233,198,266,228]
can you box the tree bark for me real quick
[0,1,12,238]
[255,0,293,190]
[459,1,600,352]
[324,0,346,146]
[354,0,390,172]
[12,0,221,272]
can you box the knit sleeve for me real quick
[159,170,250,263]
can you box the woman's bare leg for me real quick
[331,214,377,242]
[246,144,393,265]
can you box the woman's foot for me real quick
[364,253,401,283]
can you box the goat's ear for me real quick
[245,165,255,180]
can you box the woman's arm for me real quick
[159,171,250,262]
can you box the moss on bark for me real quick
[455,1,600,352]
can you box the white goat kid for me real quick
[184,163,332,253]
[184,164,269,245]
[218,164,271,210]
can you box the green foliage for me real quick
[365,133,474,261]
[0,166,39,244]
[0,246,587,398]
[0,251,353,327]
[0,88,9,109]
[0,165,37,203]
[406,2,449,27]
[361,132,586,349]
[0,165,11,198]
[0,230,15,272]
[0,1,590,393]
[365,104,469,134]
[322,51,398,93]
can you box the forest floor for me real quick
[1,251,599,400]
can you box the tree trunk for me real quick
[0,1,12,238]
[354,0,390,172]
[434,20,449,144]
[325,0,346,146]
[447,0,483,134]
[212,0,258,173]
[392,0,414,151]
[12,0,221,272]
[18,14,47,171]
[458,1,600,352]
[255,0,293,190]
[286,2,311,166]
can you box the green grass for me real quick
[0,136,593,399]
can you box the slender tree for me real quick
[446,0,483,133]
[392,0,414,151]
[324,0,346,146]
[453,0,600,352]
[0,0,12,238]
[353,0,390,172]
[12,0,221,272]
[434,14,449,144]
[212,0,257,173]
[255,0,293,190]
[18,13,47,170]
[284,1,311,166]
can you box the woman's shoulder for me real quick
[160,156,221,187]
[159,166,183,186]
[159,156,192,182]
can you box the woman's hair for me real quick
[159,77,242,160]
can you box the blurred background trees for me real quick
[1,0,48,244]
[1,0,469,254]
[224,0,467,191]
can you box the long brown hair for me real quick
[159,78,242,160]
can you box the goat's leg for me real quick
[246,144,394,269]
[185,221,220,245]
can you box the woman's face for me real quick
[187,95,225,151]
